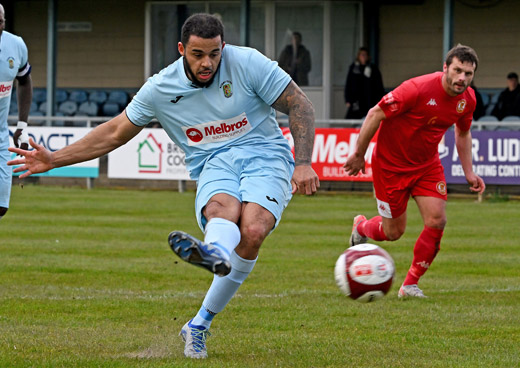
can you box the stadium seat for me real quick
[29,101,39,113]
[33,88,47,104]
[78,101,99,116]
[53,111,66,127]
[102,102,120,116]
[480,92,490,107]
[477,115,499,131]
[58,101,78,116]
[107,90,129,106]
[69,90,88,103]
[56,89,69,104]
[501,115,520,121]
[30,111,46,126]
[89,90,108,105]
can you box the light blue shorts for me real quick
[0,147,12,208]
[195,146,295,231]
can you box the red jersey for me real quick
[375,71,475,172]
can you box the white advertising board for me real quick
[108,129,191,180]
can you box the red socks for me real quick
[403,226,443,286]
[357,216,388,241]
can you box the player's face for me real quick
[178,35,224,87]
[443,57,476,96]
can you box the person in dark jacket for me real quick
[278,32,311,86]
[344,47,385,119]
[491,72,520,120]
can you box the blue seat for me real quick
[78,101,99,116]
[30,101,39,112]
[33,88,47,104]
[89,90,108,104]
[107,90,129,106]
[501,115,520,121]
[69,90,88,103]
[102,102,120,116]
[58,101,78,116]
[56,89,69,103]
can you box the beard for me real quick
[183,57,220,88]
[446,75,468,95]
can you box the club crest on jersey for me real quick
[456,99,466,113]
[436,181,447,195]
[220,80,233,98]
[7,57,14,69]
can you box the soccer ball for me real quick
[334,243,395,303]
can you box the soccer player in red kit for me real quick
[343,44,485,298]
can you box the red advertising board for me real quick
[281,127,377,182]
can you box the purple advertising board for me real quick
[440,130,520,185]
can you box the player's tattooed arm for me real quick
[272,81,315,166]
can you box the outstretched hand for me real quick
[291,165,320,195]
[8,138,53,179]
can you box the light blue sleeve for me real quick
[247,49,291,106]
[17,37,29,76]
[125,79,156,126]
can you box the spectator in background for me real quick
[471,82,485,120]
[278,32,311,86]
[344,47,385,119]
[492,72,520,120]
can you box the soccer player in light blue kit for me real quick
[9,14,319,358]
[0,3,32,221]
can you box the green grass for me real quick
[1,185,519,367]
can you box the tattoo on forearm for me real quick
[272,82,315,165]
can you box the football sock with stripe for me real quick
[403,225,443,285]
[357,215,388,241]
[192,250,257,329]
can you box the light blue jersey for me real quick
[126,45,293,180]
[0,31,30,209]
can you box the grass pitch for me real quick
[1,185,519,367]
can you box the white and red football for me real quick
[334,243,395,303]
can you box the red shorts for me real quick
[372,159,448,219]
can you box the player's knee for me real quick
[384,223,406,241]
[385,228,404,241]
[0,207,7,218]
[240,223,268,250]
[426,216,447,230]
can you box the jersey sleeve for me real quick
[16,36,31,78]
[247,49,291,105]
[378,79,418,119]
[125,79,156,126]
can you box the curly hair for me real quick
[181,13,224,46]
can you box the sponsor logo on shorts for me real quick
[456,99,466,113]
[376,199,392,218]
[0,81,13,99]
[266,195,279,205]
[182,112,251,146]
[436,181,447,195]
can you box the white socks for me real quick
[204,217,241,260]
[191,250,257,328]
